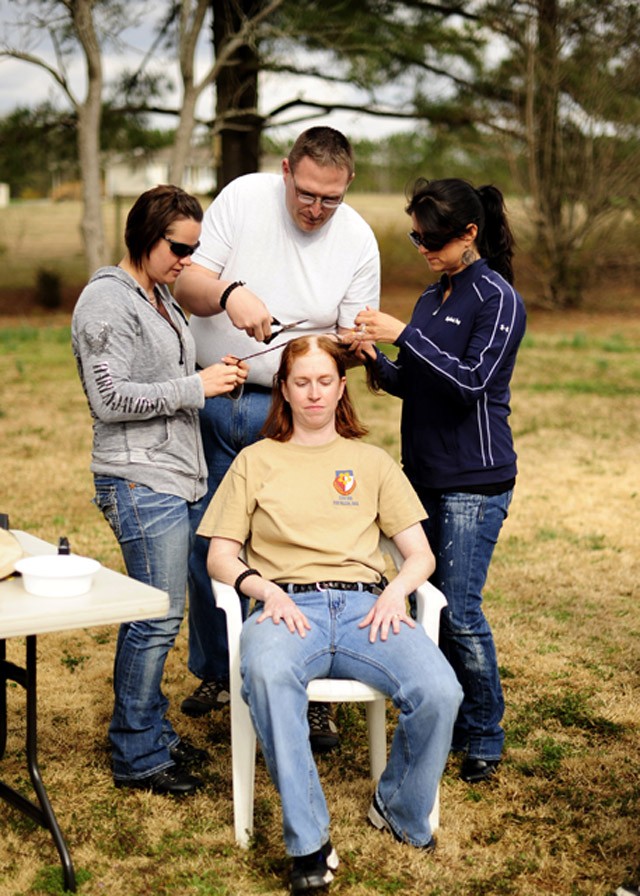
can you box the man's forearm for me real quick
[174,266,224,316]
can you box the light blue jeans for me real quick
[94,476,204,781]
[240,588,463,856]
[188,389,272,681]
[417,488,513,761]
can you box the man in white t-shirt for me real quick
[173,126,380,748]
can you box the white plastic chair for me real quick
[212,535,447,848]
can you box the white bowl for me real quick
[15,554,101,597]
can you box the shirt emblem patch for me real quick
[333,470,356,496]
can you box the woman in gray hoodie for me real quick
[72,185,247,795]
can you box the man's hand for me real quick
[224,285,274,343]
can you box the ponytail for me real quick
[476,185,515,285]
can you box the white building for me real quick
[104,146,216,198]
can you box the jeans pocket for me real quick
[93,481,121,540]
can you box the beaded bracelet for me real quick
[234,567,262,597]
[220,280,245,311]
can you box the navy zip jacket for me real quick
[375,259,526,491]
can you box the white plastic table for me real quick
[0,531,169,892]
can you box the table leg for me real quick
[0,636,77,892]
[0,639,6,759]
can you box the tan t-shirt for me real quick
[197,435,426,584]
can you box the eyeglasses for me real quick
[163,236,201,258]
[407,230,457,252]
[291,176,344,209]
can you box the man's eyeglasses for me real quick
[292,176,344,209]
[407,230,456,252]
[163,236,201,258]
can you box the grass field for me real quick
[1,195,639,895]
[0,195,422,297]
[0,193,601,309]
[0,305,639,896]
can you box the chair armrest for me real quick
[212,577,243,631]
[211,578,244,688]
[414,581,447,644]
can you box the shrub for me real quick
[35,267,62,310]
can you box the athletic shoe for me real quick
[368,791,436,851]
[290,840,339,893]
[180,678,230,716]
[307,702,339,753]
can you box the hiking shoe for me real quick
[290,840,339,893]
[368,792,436,851]
[459,756,500,784]
[180,679,230,717]
[115,767,203,796]
[169,739,210,768]
[307,702,339,753]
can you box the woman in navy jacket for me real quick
[351,178,526,783]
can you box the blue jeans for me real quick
[416,488,512,761]
[94,477,204,781]
[188,389,271,681]
[240,588,463,856]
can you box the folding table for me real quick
[0,530,169,892]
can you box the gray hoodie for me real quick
[71,266,207,502]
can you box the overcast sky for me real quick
[0,2,413,143]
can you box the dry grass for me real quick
[0,193,596,310]
[0,307,638,896]
[0,197,639,895]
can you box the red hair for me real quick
[261,335,368,442]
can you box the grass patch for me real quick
[1,310,639,894]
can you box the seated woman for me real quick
[197,335,462,894]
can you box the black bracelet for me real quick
[220,280,245,311]
[234,567,261,597]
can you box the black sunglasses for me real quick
[407,230,457,252]
[163,235,201,258]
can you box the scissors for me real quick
[263,318,308,345]
[236,318,309,362]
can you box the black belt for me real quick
[278,579,387,596]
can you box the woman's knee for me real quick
[241,634,303,690]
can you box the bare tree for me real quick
[0,0,114,272]
[212,0,263,187]
[167,0,283,185]
[475,0,640,306]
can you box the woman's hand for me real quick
[358,579,416,643]
[199,356,249,397]
[353,306,405,345]
[257,586,311,637]
[222,355,249,383]
[338,330,377,362]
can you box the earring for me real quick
[461,247,476,266]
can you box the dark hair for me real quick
[288,127,355,178]
[124,184,203,267]
[406,177,515,283]
[261,335,368,442]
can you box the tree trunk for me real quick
[73,0,107,274]
[169,0,209,186]
[168,85,198,186]
[77,102,106,275]
[212,0,263,189]
[530,0,584,307]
